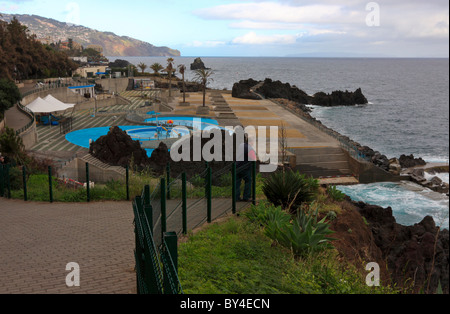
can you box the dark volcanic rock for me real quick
[232,79,260,100]
[143,129,261,180]
[399,154,427,168]
[354,201,449,294]
[190,57,208,71]
[232,77,368,107]
[148,142,171,172]
[256,78,311,104]
[90,126,150,168]
[312,88,368,106]
[108,59,130,68]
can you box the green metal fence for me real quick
[153,161,257,239]
[133,186,182,294]
[0,162,131,203]
[132,161,258,294]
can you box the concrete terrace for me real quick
[0,86,362,294]
[26,89,349,172]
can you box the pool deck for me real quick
[27,90,350,180]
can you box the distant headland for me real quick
[0,13,181,57]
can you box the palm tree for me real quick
[150,63,163,76]
[178,64,187,103]
[165,58,175,98]
[137,62,147,74]
[193,68,214,107]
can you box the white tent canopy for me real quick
[43,95,75,110]
[26,96,74,113]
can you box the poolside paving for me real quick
[0,196,250,294]
[0,199,136,294]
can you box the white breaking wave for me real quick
[337,182,449,229]
[425,172,449,184]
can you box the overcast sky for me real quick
[1,0,448,57]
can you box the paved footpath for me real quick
[0,198,136,294]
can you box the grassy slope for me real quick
[178,213,397,294]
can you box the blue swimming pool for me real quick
[65,117,223,158]
[65,126,144,149]
[127,127,190,141]
[144,116,219,130]
[65,126,162,157]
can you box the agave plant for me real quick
[327,185,346,202]
[245,202,291,227]
[266,202,336,258]
[262,170,319,214]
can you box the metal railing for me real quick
[0,162,131,203]
[15,82,74,136]
[15,102,36,136]
[21,82,72,98]
[133,161,258,294]
[133,186,183,295]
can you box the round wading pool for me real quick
[144,116,219,130]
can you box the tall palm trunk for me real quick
[202,81,206,107]
[182,73,186,103]
[168,73,172,98]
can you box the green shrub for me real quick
[244,202,291,227]
[190,174,205,188]
[0,127,26,164]
[7,166,23,190]
[327,185,346,202]
[262,170,319,214]
[266,203,336,258]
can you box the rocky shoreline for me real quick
[232,78,368,106]
[234,78,449,195]
[232,78,449,292]
[352,200,449,294]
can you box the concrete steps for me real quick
[290,147,353,178]
[80,154,127,176]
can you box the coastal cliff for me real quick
[353,201,449,294]
[0,13,181,57]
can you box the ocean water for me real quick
[111,57,449,161]
[110,57,449,227]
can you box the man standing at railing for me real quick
[236,134,257,202]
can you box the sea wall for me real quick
[268,97,424,184]
[95,77,129,94]
[343,150,407,184]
